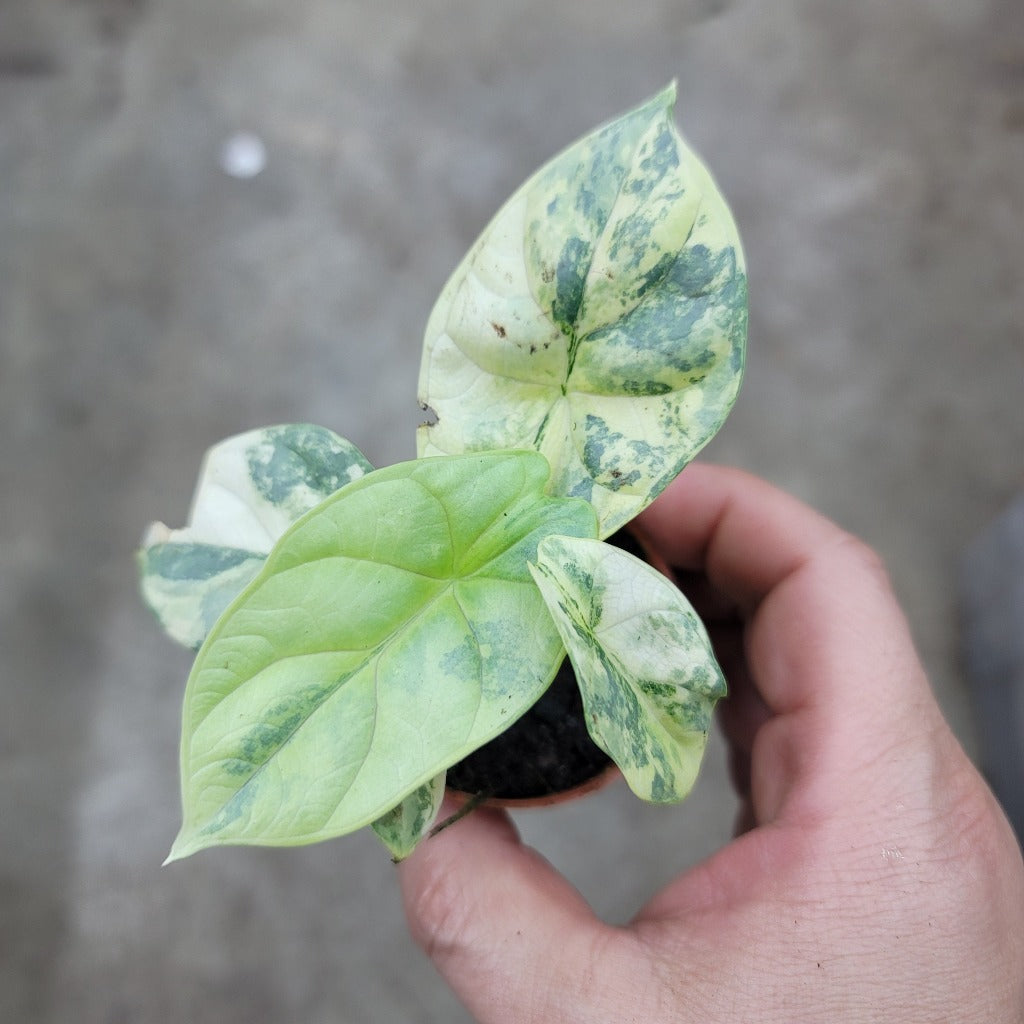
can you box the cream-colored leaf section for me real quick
[418,85,746,537]
[530,534,725,804]
[140,425,372,649]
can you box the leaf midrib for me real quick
[186,544,547,838]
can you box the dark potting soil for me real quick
[445,528,648,801]
[444,655,612,800]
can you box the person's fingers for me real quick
[667,567,738,624]
[739,522,947,827]
[716,658,770,793]
[636,463,935,720]
[636,463,946,834]
[399,798,650,1024]
[633,463,841,613]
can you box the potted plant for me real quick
[139,83,747,862]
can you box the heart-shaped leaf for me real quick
[530,534,726,803]
[418,83,747,536]
[168,451,597,860]
[140,424,372,649]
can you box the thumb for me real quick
[399,799,643,1023]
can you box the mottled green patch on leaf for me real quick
[139,544,268,652]
[144,543,260,582]
[247,424,371,512]
[530,535,725,804]
[371,773,445,861]
[139,424,372,649]
[419,83,746,536]
[168,451,597,860]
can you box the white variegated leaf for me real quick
[139,424,372,649]
[419,83,747,536]
[530,534,726,803]
[371,773,446,861]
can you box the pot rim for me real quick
[446,761,620,809]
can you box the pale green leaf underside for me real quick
[140,424,372,649]
[169,451,597,860]
[530,535,726,804]
[418,83,747,537]
[371,772,445,861]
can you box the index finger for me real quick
[633,463,845,614]
[632,463,934,721]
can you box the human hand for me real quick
[399,464,1024,1023]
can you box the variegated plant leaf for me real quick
[418,83,747,537]
[530,534,726,803]
[371,772,446,861]
[139,424,372,649]
[168,451,597,860]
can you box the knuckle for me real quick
[404,863,478,965]
[830,531,892,588]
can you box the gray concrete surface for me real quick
[2,1,1022,1021]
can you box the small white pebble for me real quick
[220,131,267,179]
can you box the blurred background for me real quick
[2,1,1022,1020]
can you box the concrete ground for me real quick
[2,1,1022,1021]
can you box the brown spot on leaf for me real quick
[491,322,507,338]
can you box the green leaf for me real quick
[168,451,597,860]
[371,773,445,862]
[139,424,372,649]
[418,83,747,537]
[529,534,726,804]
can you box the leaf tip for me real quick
[163,829,204,865]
